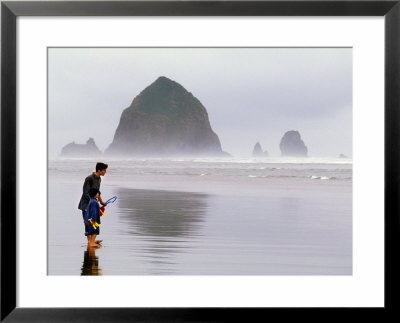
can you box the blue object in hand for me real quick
[105,196,118,204]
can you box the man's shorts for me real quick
[82,210,89,236]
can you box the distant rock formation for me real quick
[339,154,348,159]
[61,138,102,157]
[105,76,228,157]
[279,131,308,157]
[252,142,269,157]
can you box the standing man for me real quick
[78,162,108,243]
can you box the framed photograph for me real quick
[1,0,399,321]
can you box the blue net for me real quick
[105,196,118,204]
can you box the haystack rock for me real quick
[61,138,102,157]
[252,142,269,157]
[105,76,228,157]
[279,131,308,157]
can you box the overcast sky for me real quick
[48,47,352,159]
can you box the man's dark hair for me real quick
[89,187,100,198]
[96,162,108,172]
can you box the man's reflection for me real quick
[81,246,102,276]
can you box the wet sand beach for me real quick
[48,158,352,275]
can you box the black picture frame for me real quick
[1,0,399,321]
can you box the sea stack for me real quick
[61,138,102,157]
[105,76,227,157]
[279,130,308,157]
[252,142,269,157]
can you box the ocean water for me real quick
[48,157,352,275]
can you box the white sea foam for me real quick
[311,175,334,180]
[49,158,352,186]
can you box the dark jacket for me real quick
[78,173,101,211]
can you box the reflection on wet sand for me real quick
[81,247,103,276]
[118,188,209,238]
[117,188,209,273]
